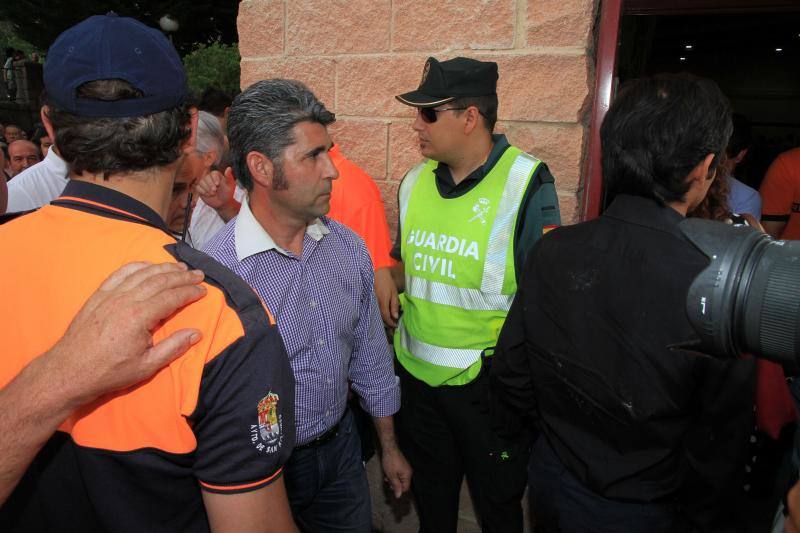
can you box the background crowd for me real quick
[1,7,800,533]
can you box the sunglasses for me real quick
[418,107,467,124]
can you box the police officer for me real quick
[390,56,561,532]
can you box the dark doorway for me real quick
[618,10,800,191]
[582,1,800,220]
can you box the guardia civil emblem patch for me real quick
[251,392,283,454]
[469,198,491,225]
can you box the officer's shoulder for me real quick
[538,217,605,248]
[400,160,431,181]
[509,147,554,184]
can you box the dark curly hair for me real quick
[601,73,732,205]
[46,79,191,179]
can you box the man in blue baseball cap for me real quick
[0,14,298,532]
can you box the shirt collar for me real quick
[234,195,330,261]
[433,133,511,188]
[603,194,685,237]
[54,179,169,232]
[483,133,511,172]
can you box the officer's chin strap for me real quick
[180,192,193,243]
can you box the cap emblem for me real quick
[421,59,431,85]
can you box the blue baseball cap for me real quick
[44,13,188,118]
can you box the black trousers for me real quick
[529,436,689,533]
[395,362,529,533]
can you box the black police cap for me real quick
[396,57,498,108]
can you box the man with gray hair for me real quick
[204,79,411,532]
[165,110,225,238]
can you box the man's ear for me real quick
[680,153,718,214]
[732,148,748,165]
[685,153,717,187]
[40,106,56,145]
[703,153,717,181]
[181,107,200,155]
[463,106,481,135]
[224,166,236,185]
[246,151,274,189]
[695,153,717,182]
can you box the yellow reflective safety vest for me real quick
[394,146,540,386]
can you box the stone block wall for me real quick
[238,0,598,230]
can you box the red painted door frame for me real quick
[580,0,622,221]
[580,0,800,221]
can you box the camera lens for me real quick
[680,218,800,364]
[740,239,800,361]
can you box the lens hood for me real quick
[680,218,800,363]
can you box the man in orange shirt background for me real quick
[760,146,800,239]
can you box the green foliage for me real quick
[182,41,240,96]
[0,20,38,57]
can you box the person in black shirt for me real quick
[490,73,755,532]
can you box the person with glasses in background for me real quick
[389,56,561,532]
[166,110,225,243]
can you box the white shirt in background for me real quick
[6,148,69,213]
[187,184,246,250]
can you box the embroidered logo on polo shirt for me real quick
[251,392,283,454]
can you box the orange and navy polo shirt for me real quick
[0,180,295,532]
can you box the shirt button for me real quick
[325,410,331,416]
[326,378,332,384]
[310,300,317,308]
[318,338,325,346]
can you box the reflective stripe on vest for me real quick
[481,153,537,294]
[404,271,514,311]
[398,162,427,229]
[398,320,482,369]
